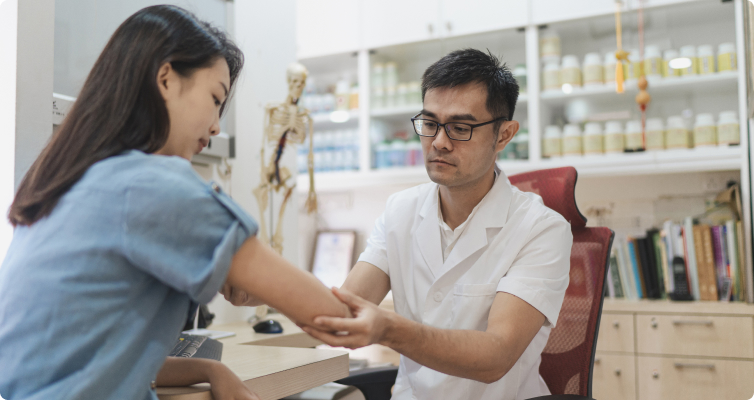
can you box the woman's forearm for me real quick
[155,357,216,386]
[226,236,349,326]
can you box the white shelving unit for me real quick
[296,0,754,304]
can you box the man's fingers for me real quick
[312,316,358,332]
[332,287,365,309]
[302,327,360,349]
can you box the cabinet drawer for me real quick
[637,356,754,400]
[636,314,754,358]
[592,353,636,400]
[596,313,634,353]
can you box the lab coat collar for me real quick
[416,165,513,279]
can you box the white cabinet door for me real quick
[362,0,440,49]
[531,0,626,24]
[441,0,528,37]
[296,0,361,59]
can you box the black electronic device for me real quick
[253,319,284,334]
[169,333,223,361]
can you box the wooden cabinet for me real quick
[593,300,754,400]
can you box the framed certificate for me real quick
[310,230,357,289]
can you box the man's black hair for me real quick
[421,48,519,133]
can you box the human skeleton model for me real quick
[253,63,316,255]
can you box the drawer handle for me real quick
[614,368,621,376]
[652,371,659,379]
[595,357,601,364]
[613,321,620,328]
[651,318,658,328]
[674,363,715,370]
[672,320,714,326]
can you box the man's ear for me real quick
[156,62,176,101]
[495,120,520,153]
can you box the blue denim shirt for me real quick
[0,151,258,400]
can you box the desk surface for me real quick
[156,316,348,400]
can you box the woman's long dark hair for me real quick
[9,5,243,226]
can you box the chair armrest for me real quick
[335,366,399,400]
[526,395,594,400]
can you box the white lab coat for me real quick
[358,168,573,400]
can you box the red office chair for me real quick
[338,167,614,400]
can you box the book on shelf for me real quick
[607,218,747,302]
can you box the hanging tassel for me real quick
[614,1,626,93]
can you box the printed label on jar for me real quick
[544,70,560,90]
[718,53,737,72]
[543,137,562,157]
[626,132,643,150]
[604,64,617,83]
[562,136,582,155]
[718,124,739,145]
[693,126,717,146]
[605,133,625,153]
[666,129,690,148]
[699,56,715,74]
[583,65,603,85]
[583,135,603,154]
[646,130,664,150]
[540,37,561,59]
[644,58,661,76]
[560,68,582,86]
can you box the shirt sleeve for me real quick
[357,211,389,276]
[497,215,572,327]
[123,170,258,304]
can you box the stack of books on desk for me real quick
[607,217,748,302]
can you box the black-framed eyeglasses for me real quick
[410,113,508,141]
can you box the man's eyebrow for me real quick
[419,109,437,118]
[448,113,477,122]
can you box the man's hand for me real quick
[302,287,391,349]
[220,283,265,307]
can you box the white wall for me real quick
[0,0,19,262]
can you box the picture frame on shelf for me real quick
[310,230,357,289]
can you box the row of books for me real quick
[607,217,748,302]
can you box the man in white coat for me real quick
[303,49,573,399]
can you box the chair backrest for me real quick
[509,167,614,398]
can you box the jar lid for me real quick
[697,45,714,57]
[604,52,617,65]
[544,125,562,137]
[584,122,603,135]
[584,53,602,66]
[561,55,580,68]
[563,124,582,136]
[695,113,715,127]
[646,118,664,131]
[718,42,736,54]
[605,121,623,134]
[645,45,662,59]
[625,120,642,134]
[664,49,679,59]
[719,111,738,124]
[680,45,697,57]
[667,116,687,129]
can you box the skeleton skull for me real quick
[287,63,308,102]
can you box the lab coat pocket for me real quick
[451,283,498,330]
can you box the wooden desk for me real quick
[157,316,348,400]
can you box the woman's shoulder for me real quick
[82,150,205,193]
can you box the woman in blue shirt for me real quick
[0,5,348,400]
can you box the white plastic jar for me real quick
[384,62,399,87]
[718,43,737,72]
[540,32,561,63]
[626,49,642,83]
[604,52,617,85]
[717,111,740,146]
[625,120,644,151]
[583,122,604,155]
[542,125,563,158]
[666,116,691,149]
[663,49,680,78]
[543,61,561,91]
[697,45,715,75]
[604,121,625,154]
[693,113,717,147]
[560,55,582,87]
[645,118,665,151]
[562,124,583,156]
[583,53,603,86]
[644,45,663,80]
[679,45,698,76]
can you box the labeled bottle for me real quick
[604,52,617,86]
[543,61,561,91]
[644,45,663,80]
[625,120,644,151]
[562,124,583,156]
[407,81,422,105]
[666,116,691,149]
[396,83,409,107]
[663,49,681,78]
[515,130,530,160]
[372,63,385,89]
[693,113,717,147]
[583,122,604,155]
[626,49,642,83]
[560,55,582,88]
[717,111,740,146]
[513,64,527,93]
[384,62,399,87]
[542,125,563,158]
[604,121,625,154]
[349,84,359,110]
[540,32,561,63]
[718,43,737,72]
[679,45,698,77]
[645,118,665,151]
[697,45,715,75]
[583,53,604,86]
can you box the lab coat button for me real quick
[433,292,443,302]
[211,183,221,193]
